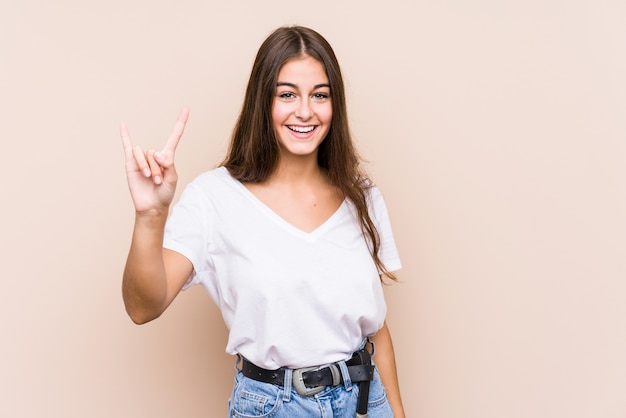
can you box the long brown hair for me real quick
[222,26,396,281]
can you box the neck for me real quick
[270,153,324,185]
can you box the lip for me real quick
[286,125,317,139]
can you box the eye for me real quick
[312,92,330,100]
[278,92,296,100]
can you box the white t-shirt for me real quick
[163,167,401,369]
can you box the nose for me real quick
[295,98,313,120]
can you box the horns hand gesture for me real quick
[120,108,190,216]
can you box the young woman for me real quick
[121,26,405,417]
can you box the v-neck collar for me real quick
[223,168,347,240]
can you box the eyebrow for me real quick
[276,82,330,89]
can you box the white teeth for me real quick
[288,125,315,133]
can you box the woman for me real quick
[121,26,405,417]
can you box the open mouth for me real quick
[288,125,316,133]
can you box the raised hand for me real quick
[120,108,189,215]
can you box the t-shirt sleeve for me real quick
[369,186,402,273]
[163,182,211,289]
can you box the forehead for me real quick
[277,56,328,84]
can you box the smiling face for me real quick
[272,55,332,160]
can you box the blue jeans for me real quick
[228,359,394,417]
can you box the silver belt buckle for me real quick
[292,364,341,397]
[293,366,325,397]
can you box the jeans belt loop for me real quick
[338,359,353,391]
[282,368,293,402]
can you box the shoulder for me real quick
[359,178,391,220]
[173,167,242,209]
[183,166,238,193]
[358,177,383,202]
[188,166,232,185]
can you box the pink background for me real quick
[1,0,625,416]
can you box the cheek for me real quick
[271,103,290,125]
[315,102,332,124]
[271,106,282,126]
[323,106,333,123]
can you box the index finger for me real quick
[162,107,190,155]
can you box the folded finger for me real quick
[147,150,163,185]
[132,145,152,178]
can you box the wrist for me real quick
[134,209,169,226]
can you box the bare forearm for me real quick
[371,321,406,418]
[122,213,169,324]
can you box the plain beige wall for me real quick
[1,0,625,417]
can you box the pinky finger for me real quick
[120,123,134,158]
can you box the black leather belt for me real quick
[240,348,374,399]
